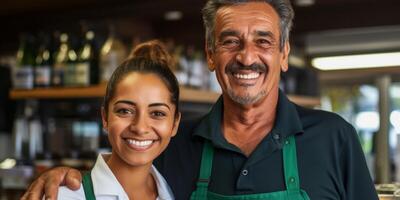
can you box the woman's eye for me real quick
[151,111,167,118]
[116,108,133,115]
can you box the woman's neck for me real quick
[106,153,158,200]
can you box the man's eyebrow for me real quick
[219,30,240,40]
[255,30,274,38]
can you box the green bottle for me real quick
[13,34,35,89]
[76,30,99,86]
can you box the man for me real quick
[23,0,378,199]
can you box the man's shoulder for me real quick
[57,184,84,200]
[295,104,352,129]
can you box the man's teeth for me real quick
[234,73,260,79]
[126,139,153,146]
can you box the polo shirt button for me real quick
[285,140,290,145]
[289,177,295,183]
[273,133,280,140]
[241,169,248,176]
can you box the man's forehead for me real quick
[215,2,280,30]
[216,2,279,20]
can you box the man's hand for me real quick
[21,167,82,200]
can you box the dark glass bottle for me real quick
[13,34,35,89]
[52,33,69,87]
[76,30,99,86]
[34,33,52,88]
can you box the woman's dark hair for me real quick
[103,40,180,118]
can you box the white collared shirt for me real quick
[57,154,174,200]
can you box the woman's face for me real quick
[102,72,180,167]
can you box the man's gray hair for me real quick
[202,0,294,52]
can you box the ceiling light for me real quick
[164,11,182,21]
[295,0,315,7]
[311,52,400,70]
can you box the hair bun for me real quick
[129,40,175,69]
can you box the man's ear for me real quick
[205,41,215,71]
[171,112,181,137]
[280,41,290,72]
[101,107,108,132]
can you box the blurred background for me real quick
[0,0,400,199]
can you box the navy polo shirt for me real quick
[154,90,378,200]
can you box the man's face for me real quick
[207,2,290,105]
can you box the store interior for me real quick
[0,0,400,199]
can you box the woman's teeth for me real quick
[234,72,260,79]
[126,139,153,147]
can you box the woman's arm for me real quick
[21,167,82,200]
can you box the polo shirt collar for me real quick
[192,89,304,148]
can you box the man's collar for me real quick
[192,90,304,145]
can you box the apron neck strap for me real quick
[192,135,301,197]
[283,135,301,191]
[82,171,96,200]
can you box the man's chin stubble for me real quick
[227,89,267,105]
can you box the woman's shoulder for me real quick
[56,184,85,200]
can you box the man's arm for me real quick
[342,124,379,200]
[21,167,82,200]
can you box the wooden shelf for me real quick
[9,85,220,103]
[10,85,320,106]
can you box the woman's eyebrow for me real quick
[149,103,171,110]
[114,100,136,106]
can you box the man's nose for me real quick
[129,113,149,135]
[236,44,258,67]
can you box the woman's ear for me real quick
[101,107,108,132]
[171,112,181,137]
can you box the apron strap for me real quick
[82,171,96,200]
[282,135,301,193]
[190,140,214,200]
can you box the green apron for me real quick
[82,171,96,200]
[190,135,311,200]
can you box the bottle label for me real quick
[12,65,33,89]
[35,65,51,87]
[100,52,118,82]
[75,62,90,86]
[52,63,65,86]
[64,64,76,86]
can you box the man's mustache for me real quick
[225,61,267,74]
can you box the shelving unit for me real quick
[10,85,320,107]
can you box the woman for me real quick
[58,40,180,200]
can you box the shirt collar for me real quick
[192,89,304,145]
[91,154,174,200]
[91,154,129,199]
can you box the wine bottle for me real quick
[13,34,35,89]
[76,30,99,86]
[34,33,52,88]
[65,45,78,86]
[52,33,69,87]
[99,26,127,83]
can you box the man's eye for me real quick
[257,39,272,47]
[258,39,270,44]
[221,39,240,48]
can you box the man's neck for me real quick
[222,88,279,156]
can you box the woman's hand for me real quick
[21,167,82,200]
